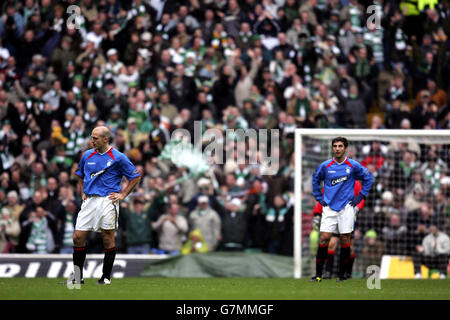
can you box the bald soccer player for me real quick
[62,126,141,285]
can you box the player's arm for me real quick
[109,154,141,201]
[312,201,323,231]
[354,181,365,212]
[75,153,86,201]
[78,176,86,202]
[312,163,327,206]
[350,163,373,206]
[109,176,141,201]
[355,163,373,198]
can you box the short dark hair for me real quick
[332,137,348,148]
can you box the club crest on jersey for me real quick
[107,160,112,167]
[331,175,348,186]
[346,168,350,173]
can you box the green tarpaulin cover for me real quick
[140,252,294,278]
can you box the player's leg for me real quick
[73,230,89,280]
[311,207,338,281]
[324,235,338,279]
[66,196,98,284]
[337,233,351,281]
[336,204,356,281]
[59,230,89,285]
[346,237,356,279]
[99,229,116,284]
[311,231,333,281]
[97,198,120,284]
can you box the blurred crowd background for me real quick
[0,0,449,276]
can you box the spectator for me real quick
[264,194,293,254]
[347,46,377,108]
[361,141,387,172]
[121,198,157,254]
[181,228,209,255]
[0,2,25,40]
[152,202,188,255]
[188,195,221,251]
[213,197,251,252]
[361,229,385,272]
[385,99,411,129]
[50,36,77,77]
[418,78,447,109]
[412,223,450,279]
[343,84,367,128]
[371,190,397,235]
[382,214,407,255]
[58,199,78,254]
[75,40,107,70]
[0,206,21,253]
[5,190,23,220]
[22,206,56,254]
[15,141,37,169]
[407,202,434,255]
[384,74,409,111]
[232,49,261,109]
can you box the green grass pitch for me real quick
[0,278,449,300]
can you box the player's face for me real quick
[332,142,346,160]
[91,130,107,151]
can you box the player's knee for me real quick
[101,231,115,248]
[319,233,331,244]
[73,233,84,246]
[328,238,338,251]
[340,234,351,245]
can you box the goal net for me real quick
[294,129,450,279]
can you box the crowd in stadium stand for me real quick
[0,0,449,276]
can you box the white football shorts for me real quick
[319,203,356,234]
[75,196,119,232]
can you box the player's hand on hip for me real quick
[108,192,125,201]
[318,199,327,207]
[349,194,365,207]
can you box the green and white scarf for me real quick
[63,212,74,247]
[27,218,48,253]
[364,28,384,63]
[266,207,288,222]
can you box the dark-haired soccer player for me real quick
[312,180,366,279]
[62,126,140,285]
[310,137,373,282]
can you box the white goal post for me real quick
[294,129,450,279]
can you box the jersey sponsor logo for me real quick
[87,162,96,165]
[328,170,336,173]
[90,169,106,179]
[331,175,348,186]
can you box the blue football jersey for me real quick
[312,157,373,211]
[75,147,140,196]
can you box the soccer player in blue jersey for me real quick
[310,137,373,282]
[64,126,141,285]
